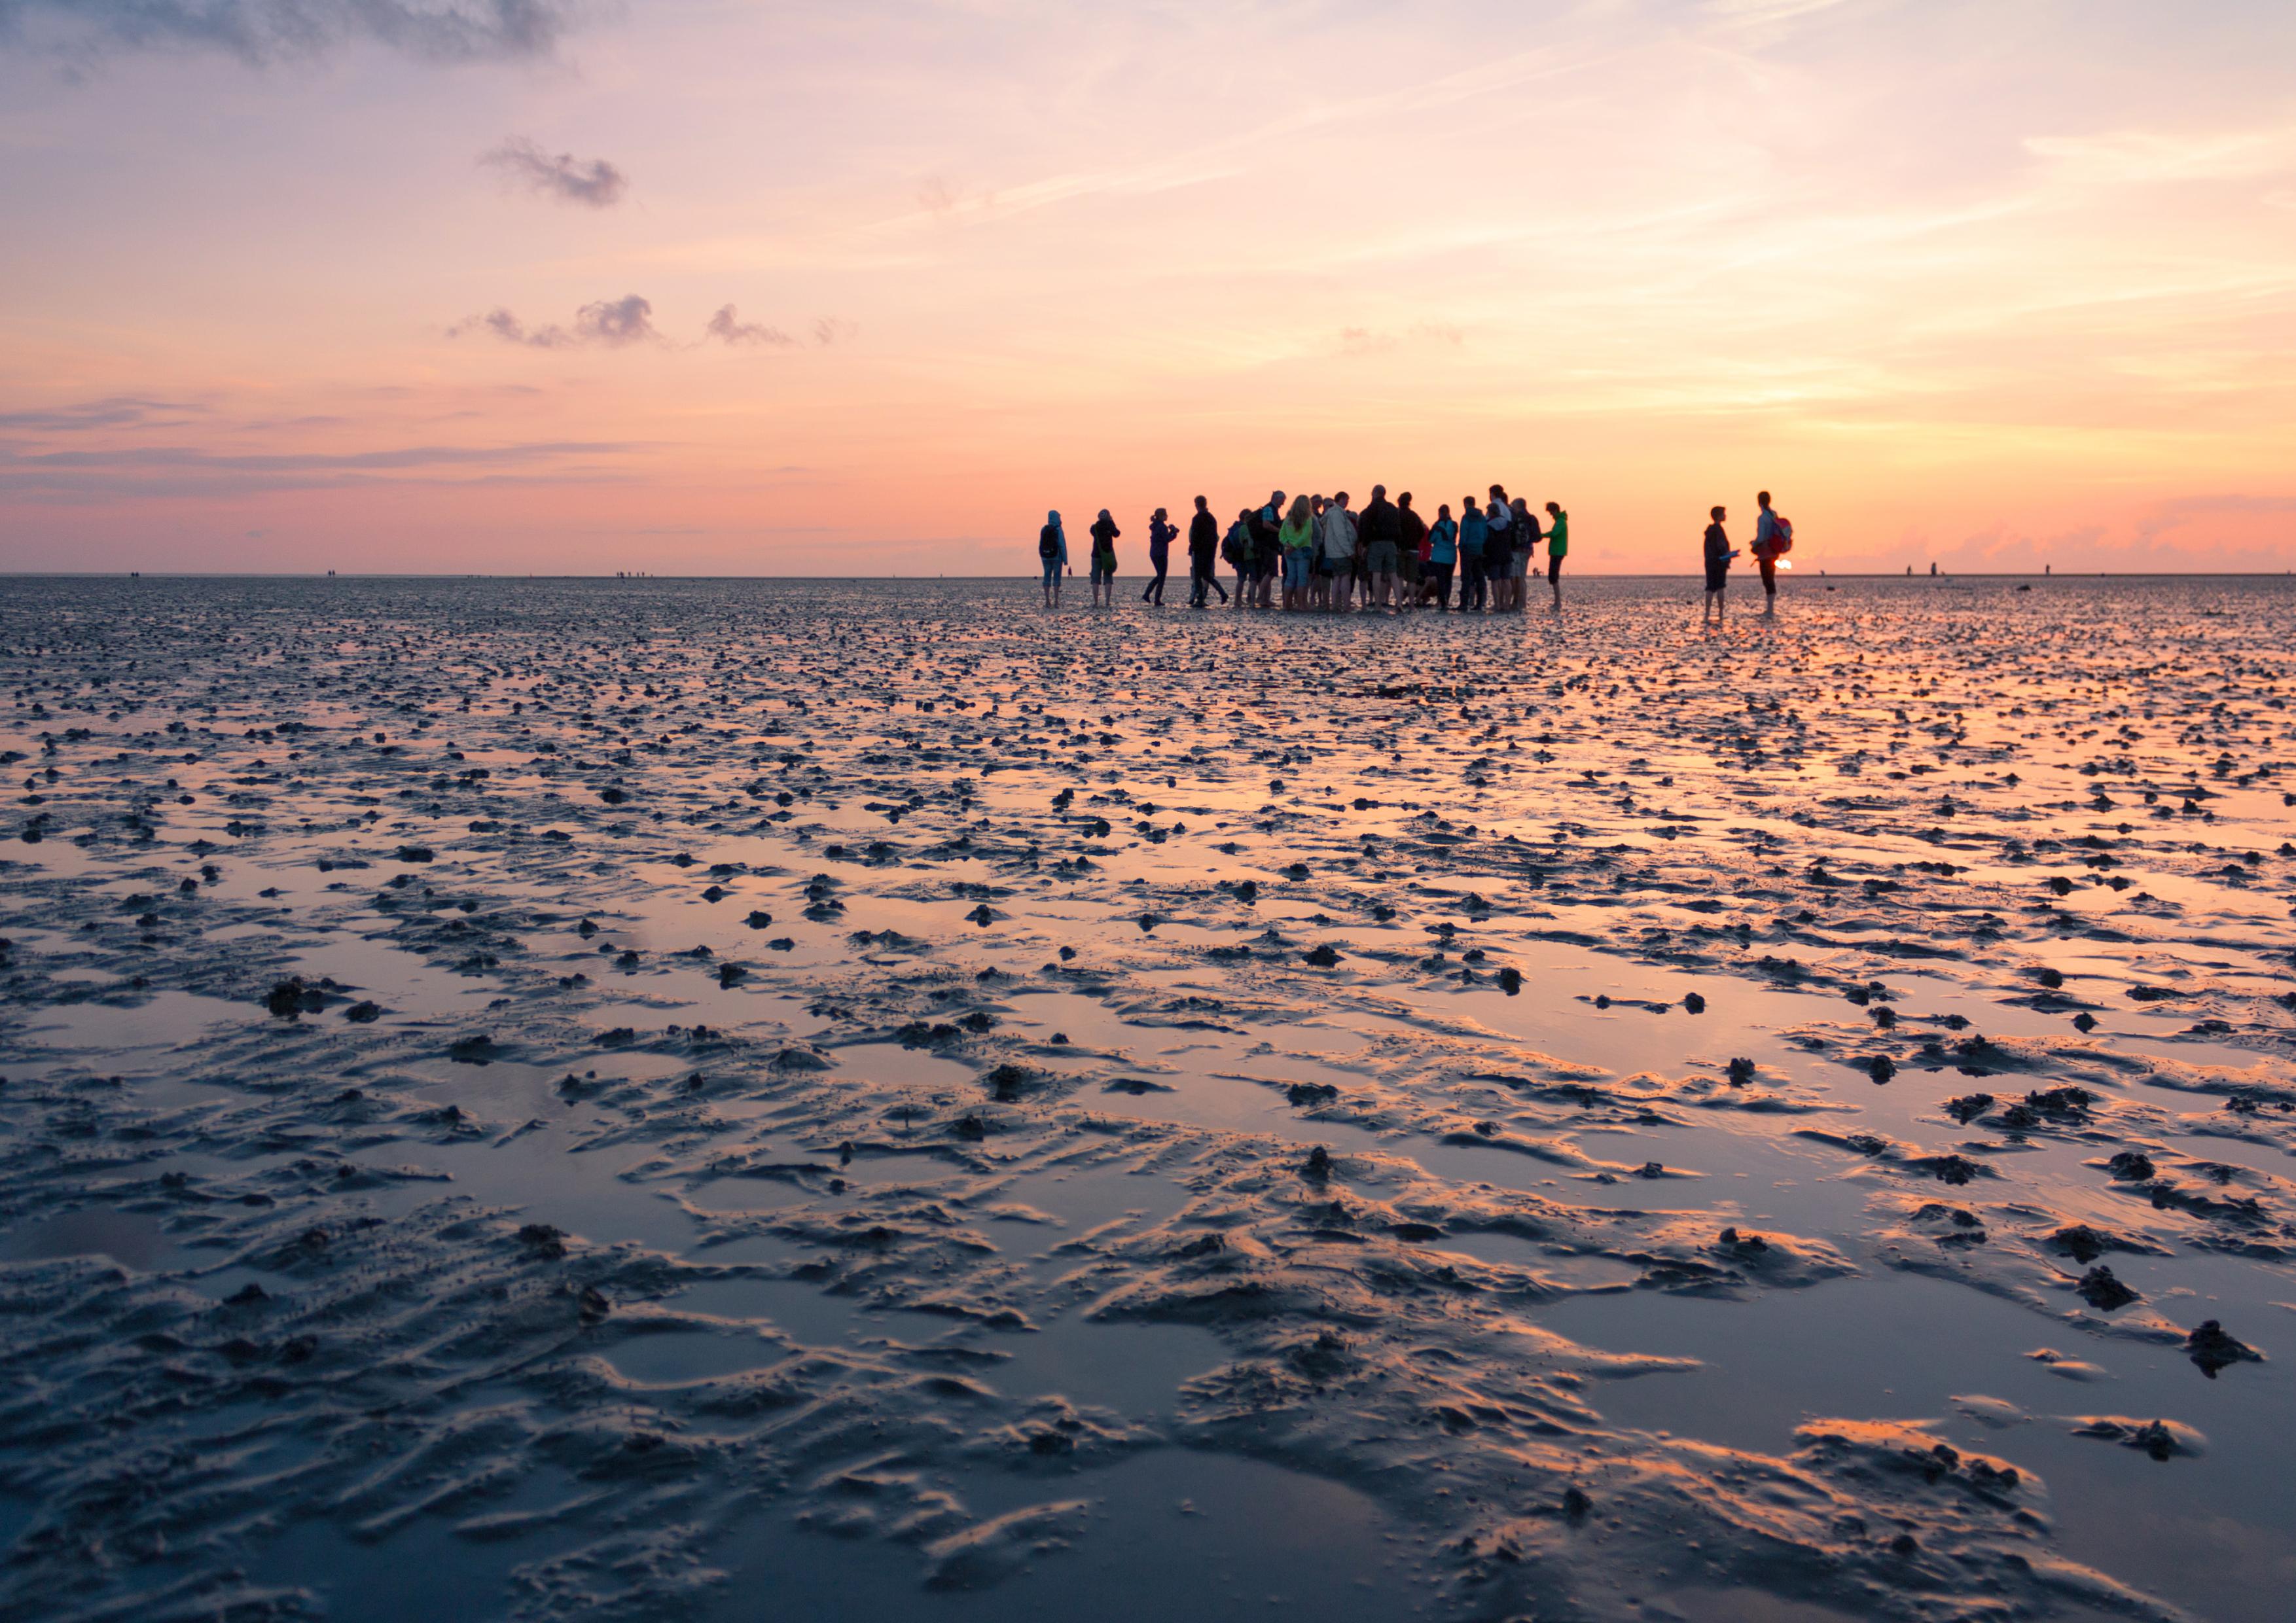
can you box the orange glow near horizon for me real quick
[2,1,2293,575]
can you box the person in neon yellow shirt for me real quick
[1278,495,1316,611]
[1544,502,1570,611]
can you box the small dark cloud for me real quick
[0,395,206,431]
[451,295,662,349]
[480,137,626,208]
[0,0,581,67]
[704,305,794,348]
[810,317,857,347]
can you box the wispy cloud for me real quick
[0,437,641,500]
[2025,128,2296,187]
[479,136,626,208]
[810,317,856,347]
[452,295,663,349]
[0,395,206,431]
[704,305,794,347]
[0,0,581,66]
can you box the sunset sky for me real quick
[2,0,2292,575]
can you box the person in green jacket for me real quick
[1278,495,1316,612]
[1544,501,1570,611]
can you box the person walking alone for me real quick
[1038,509,1068,607]
[1142,507,1175,605]
[1187,495,1227,607]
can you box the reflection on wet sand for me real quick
[1,575,2291,1622]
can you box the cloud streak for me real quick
[0,0,579,65]
[452,295,663,349]
[0,395,206,431]
[704,305,794,347]
[480,137,626,207]
[0,437,642,501]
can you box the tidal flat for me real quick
[3,573,2293,1622]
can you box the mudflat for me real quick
[3,573,2291,1622]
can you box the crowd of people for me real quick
[1033,488,1791,618]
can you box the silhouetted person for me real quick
[1458,495,1488,611]
[1545,501,1569,611]
[1143,507,1175,605]
[1088,509,1119,608]
[1426,503,1457,608]
[1187,495,1227,606]
[1039,509,1068,607]
[1752,490,1782,617]
[1702,505,1731,624]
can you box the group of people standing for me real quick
[1037,484,1571,615]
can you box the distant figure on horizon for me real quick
[1187,495,1228,607]
[1702,505,1731,624]
[1483,487,1514,612]
[1039,509,1068,607]
[1143,507,1175,605]
[1458,495,1488,611]
[1361,486,1401,611]
[1252,491,1285,608]
[1279,495,1316,611]
[1545,501,1569,611]
[1751,490,1784,618]
[1426,503,1458,609]
[1323,491,1358,613]
[1397,492,1426,610]
[1223,508,1253,607]
[1088,509,1120,608]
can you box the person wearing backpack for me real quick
[1751,490,1791,618]
[1037,510,1068,607]
[1223,509,1254,609]
[1187,495,1227,607]
[1088,509,1120,608]
[1544,501,1569,611]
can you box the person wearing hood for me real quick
[1037,510,1068,607]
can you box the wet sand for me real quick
[3,573,2293,1621]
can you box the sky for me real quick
[1,0,2293,576]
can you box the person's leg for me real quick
[1549,555,1562,609]
[1759,558,1776,615]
